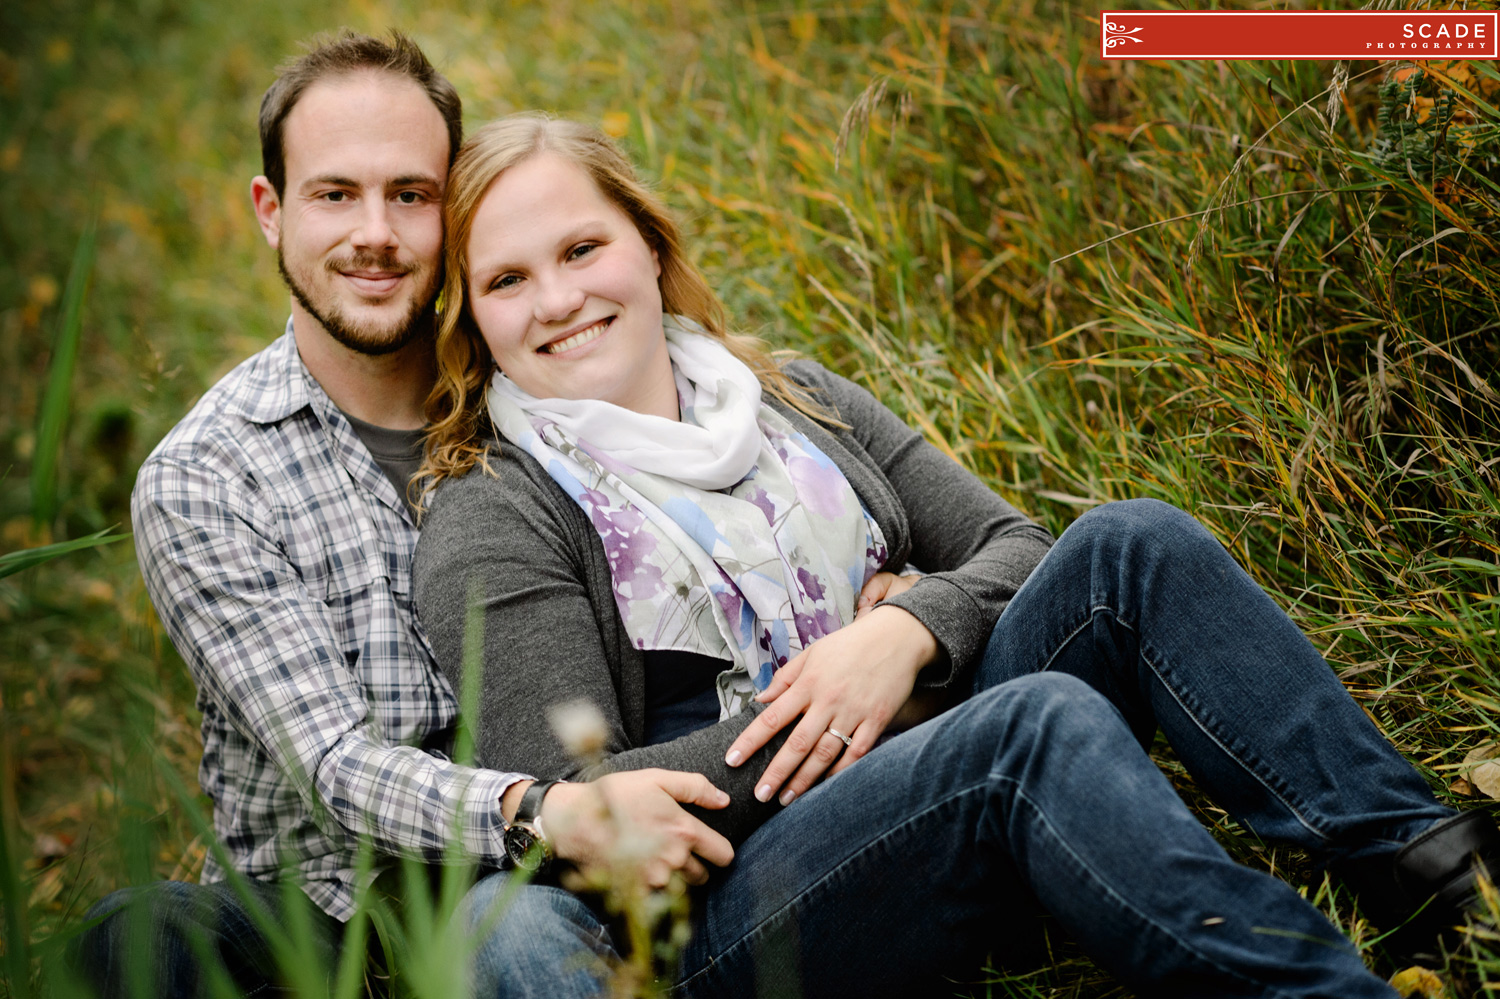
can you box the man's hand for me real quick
[723,604,938,807]
[854,570,920,619]
[538,771,735,889]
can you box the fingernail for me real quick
[778,789,796,807]
[725,749,742,767]
[717,790,731,805]
[755,783,772,802]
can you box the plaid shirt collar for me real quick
[230,318,416,528]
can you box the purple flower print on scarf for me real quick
[746,485,777,526]
[786,451,851,522]
[712,572,760,652]
[795,566,826,601]
[582,491,666,605]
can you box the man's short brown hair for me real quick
[258,30,462,196]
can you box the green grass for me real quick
[3,0,1499,994]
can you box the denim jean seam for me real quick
[671,782,991,993]
[1049,600,1334,848]
[1002,775,1304,998]
[1036,606,1095,676]
[1132,629,1335,846]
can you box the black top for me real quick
[343,412,425,516]
[642,649,730,745]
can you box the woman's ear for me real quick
[651,246,661,278]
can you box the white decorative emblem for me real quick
[1103,16,1144,48]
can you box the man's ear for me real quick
[250,176,282,249]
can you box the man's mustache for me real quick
[324,252,416,276]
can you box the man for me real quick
[74,31,730,998]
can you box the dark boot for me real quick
[1338,811,1500,968]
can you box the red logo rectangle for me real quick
[1101,11,1499,60]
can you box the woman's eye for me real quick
[491,274,521,291]
[566,243,598,262]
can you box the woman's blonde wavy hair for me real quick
[416,111,833,510]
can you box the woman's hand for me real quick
[854,571,920,619]
[539,771,735,888]
[723,604,938,806]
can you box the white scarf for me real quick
[488,319,764,490]
[488,317,888,716]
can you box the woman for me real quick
[412,113,1491,998]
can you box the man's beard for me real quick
[277,248,438,357]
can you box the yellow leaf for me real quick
[1462,742,1500,800]
[601,111,630,138]
[1389,965,1447,998]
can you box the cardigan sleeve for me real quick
[412,448,783,845]
[783,361,1055,683]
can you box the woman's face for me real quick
[465,152,673,416]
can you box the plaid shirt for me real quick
[132,324,527,920]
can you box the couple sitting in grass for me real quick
[73,29,1496,999]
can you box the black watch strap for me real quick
[504,780,564,873]
[515,779,562,826]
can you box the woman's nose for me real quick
[532,274,586,323]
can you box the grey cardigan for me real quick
[413,361,1054,843]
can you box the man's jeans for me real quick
[71,878,343,998]
[470,499,1453,998]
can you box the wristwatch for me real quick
[504,780,563,872]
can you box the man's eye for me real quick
[325,191,348,203]
[397,191,423,205]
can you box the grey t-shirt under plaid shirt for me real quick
[131,323,528,920]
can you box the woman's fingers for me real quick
[755,648,807,703]
[751,708,836,803]
[826,721,876,778]
[777,728,854,805]
[725,683,811,767]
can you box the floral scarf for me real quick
[487,317,888,718]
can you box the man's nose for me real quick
[350,200,397,251]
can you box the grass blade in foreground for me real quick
[30,216,98,530]
[0,530,129,581]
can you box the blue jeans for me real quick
[73,870,613,998]
[70,878,343,999]
[469,500,1452,998]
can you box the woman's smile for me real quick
[539,316,614,355]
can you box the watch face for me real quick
[504,826,545,872]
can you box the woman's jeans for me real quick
[470,499,1454,999]
[78,500,1454,997]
